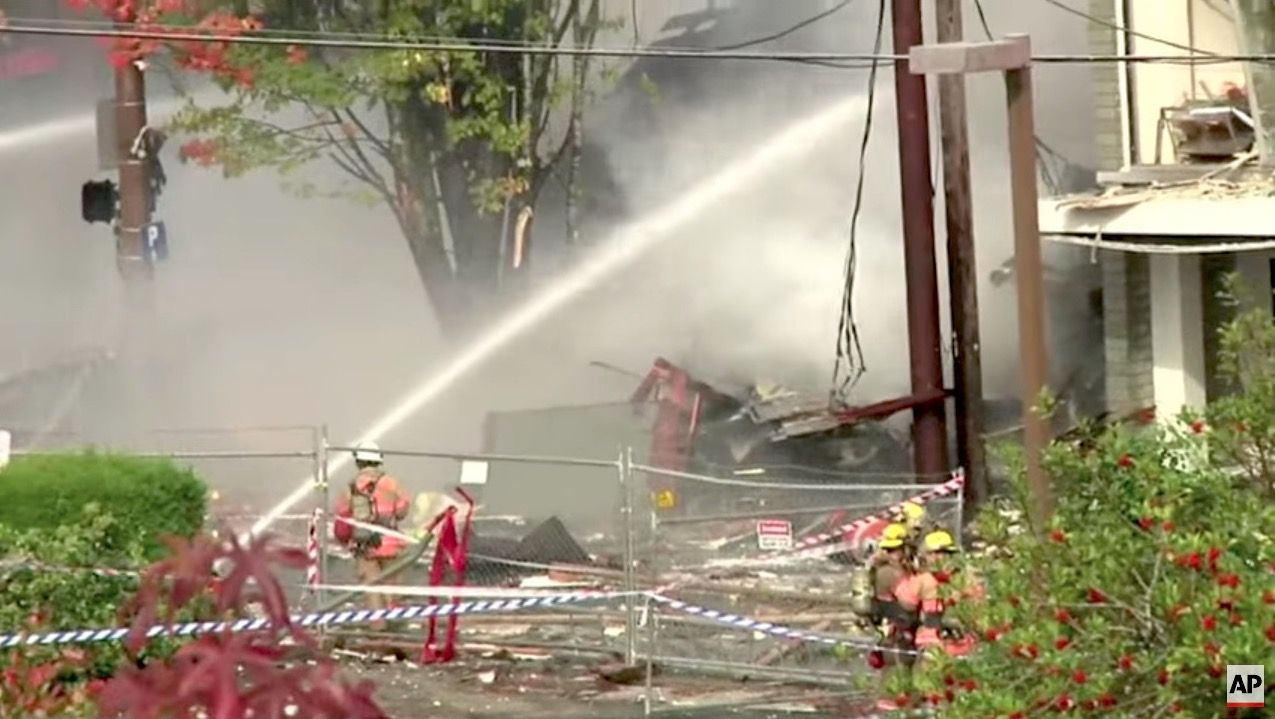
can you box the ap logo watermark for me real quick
[1227,665,1265,708]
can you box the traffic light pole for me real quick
[114,57,152,282]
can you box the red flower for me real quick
[894,693,910,708]
[1158,669,1171,685]
[1055,637,1071,651]
[1054,608,1072,623]
[1009,713,1025,719]
[1071,669,1087,685]
[934,570,952,584]
[944,674,955,687]
[985,627,1002,642]
[927,693,942,706]
[1264,624,1275,642]
[1138,516,1155,531]
[1202,614,1218,631]
[1081,700,1097,711]
[1056,693,1075,711]
[1218,597,1235,611]
[1190,419,1206,434]
[285,44,308,65]
[1117,655,1134,670]
[866,650,884,669]
[1204,641,1221,656]
[1099,694,1117,708]
[1264,589,1275,605]
[1087,588,1108,604]
[1162,520,1175,532]
[961,679,978,691]
[944,689,956,703]
[1050,529,1067,543]
[1117,453,1134,468]
[1179,552,1202,570]
[1209,664,1224,679]
[1207,547,1223,572]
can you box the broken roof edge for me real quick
[1038,194,1275,240]
[1043,233,1275,255]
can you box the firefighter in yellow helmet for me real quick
[898,528,980,663]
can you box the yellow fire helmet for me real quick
[899,501,926,528]
[879,522,910,549]
[922,529,957,554]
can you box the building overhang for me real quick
[1039,184,1275,254]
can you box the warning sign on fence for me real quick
[655,490,677,510]
[756,519,793,551]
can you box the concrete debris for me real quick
[477,670,497,684]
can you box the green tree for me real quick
[890,298,1275,717]
[84,0,612,338]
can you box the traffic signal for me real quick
[81,179,117,224]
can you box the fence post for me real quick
[316,425,331,616]
[620,446,637,665]
[643,595,657,717]
[953,471,966,548]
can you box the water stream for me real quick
[252,94,867,537]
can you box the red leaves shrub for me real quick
[890,305,1275,718]
[95,533,389,719]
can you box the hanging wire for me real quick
[829,0,886,405]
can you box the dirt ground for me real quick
[340,653,877,718]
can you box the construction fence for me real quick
[3,430,965,687]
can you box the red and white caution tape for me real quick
[707,471,966,568]
[789,469,965,552]
[306,510,321,594]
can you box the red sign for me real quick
[756,519,793,551]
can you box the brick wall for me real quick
[1088,0,1124,171]
[1102,253,1154,414]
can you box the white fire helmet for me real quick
[353,441,384,464]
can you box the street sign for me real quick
[757,519,793,551]
[458,460,489,486]
[142,221,168,263]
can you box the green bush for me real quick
[0,452,207,559]
[895,302,1275,717]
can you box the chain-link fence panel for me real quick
[629,462,965,682]
[317,444,639,658]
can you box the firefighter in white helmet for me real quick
[333,442,412,626]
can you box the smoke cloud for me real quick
[0,0,1106,509]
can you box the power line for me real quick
[1039,0,1247,63]
[830,0,884,400]
[714,0,856,51]
[5,21,1275,65]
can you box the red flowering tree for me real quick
[890,302,1275,717]
[95,532,388,719]
[66,0,616,339]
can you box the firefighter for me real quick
[904,528,977,663]
[334,442,412,625]
[868,522,920,712]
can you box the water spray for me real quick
[248,95,867,539]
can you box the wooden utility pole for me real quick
[890,0,950,481]
[114,54,153,283]
[934,0,988,509]
[910,35,1055,532]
